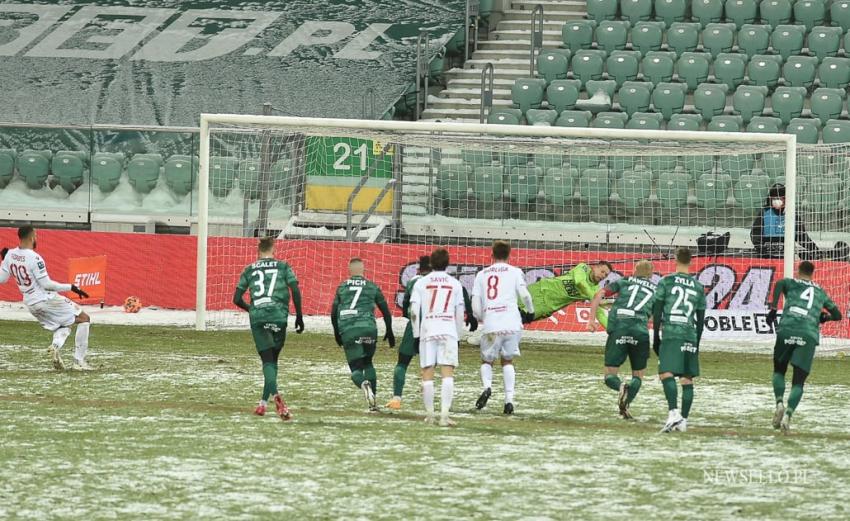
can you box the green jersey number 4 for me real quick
[800,287,815,309]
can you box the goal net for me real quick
[196,116,850,350]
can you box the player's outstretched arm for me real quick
[821,298,842,323]
[0,247,7,260]
[376,289,395,348]
[587,288,607,332]
[695,309,706,345]
[767,279,786,325]
[462,287,478,332]
[232,287,250,312]
[290,282,304,333]
[652,297,664,355]
[454,302,466,337]
[331,295,342,346]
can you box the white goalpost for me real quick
[193,114,848,349]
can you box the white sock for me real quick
[440,376,454,418]
[259,399,268,407]
[51,327,71,350]
[422,380,435,414]
[74,322,90,362]
[480,363,493,390]
[503,364,516,404]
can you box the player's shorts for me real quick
[27,295,81,331]
[604,326,649,371]
[658,337,700,377]
[480,331,522,363]
[773,331,817,374]
[398,323,419,358]
[419,337,459,368]
[250,319,287,353]
[342,333,377,363]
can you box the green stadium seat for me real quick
[526,109,558,125]
[542,168,576,206]
[596,21,629,53]
[475,166,505,204]
[793,0,826,32]
[667,23,700,56]
[631,21,665,55]
[571,51,605,86]
[811,88,846,124]
[747,116,783,133]
[209,156,238,197]
[759,151,785,181]
[797,151,829,180]
[694,83,728,121]
[683,153,715,180]
[621,0,653,24]
[238,159,264,199]
[657,171,690,209]
[702,23,735,57]
[832,1,850,32]
[734,174,770,211]
[805,175,841,216]
[822,119,850,143]
[532,154,564,169]
[713,53,747,90]
[606,53,639,87]
[587,0,618,22]
[770,86,806,125]
[654,0,689,27]
[733,85,768,124]
[16,150,51,190]
[725,0,759,28]
[555,110,592,127]
[546,80,580,112]
[770,25,805,61]
[269,159,293,200]
[462,149,498,166]
[579,168,611,207]
[782,56,818,89]
[509,167,541,203]
[52,151,86,194]
[642,52,675,84]
[537,51,570,84]
[808,26,842,62]
[676,52,710,91]
[786,118,821,144]
[618,81,653,114]
[512,78,545,113]
[127,154,162,194]
[617,169,653,209]
[707,114,744,131]
[651,82,687,119]
[586,79,618,99]
[488,111,521,125]
[608,148,641,179]
[562,20,596,51]
[0,149,15,189]
[503,152,530,169]
[759,0,792,28]
[693,0,725,27]
[90,152,123,194]
[592,111,629,128]
[737,24,770,57]
[696,173,732,210]
[627,112,665,129]
[719,146,755,181]
[645,143,680,174]
[668,113,703,130]
[163,155,198,197]
[437,164,472,207]
[747,55,781,90]
[818,57,850,89]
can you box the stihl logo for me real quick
[74,273,102,286]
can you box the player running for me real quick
[471,240,534,415]
[331,258,395,412]
[520,261,613,327]
[587,260,656,420]
[767,261,842,434]
[652,248,706,433]
[0,226,91,371]
[233,237,304,421]
[410,248,465,427]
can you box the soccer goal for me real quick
[195,115,849,349]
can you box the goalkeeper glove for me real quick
[766,309,778,327]
[520,310,535,324]
[820,311,832,324]
[294,314,305,334]
[0,247,7,260]
[384,330,396,348]
[70,285,89,299]
[466,314,478,332]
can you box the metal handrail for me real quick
[479,63,494,123]
[530,4,544,77]
[415,31,430,120]
[345,142,396,241]
[465,0,480,62]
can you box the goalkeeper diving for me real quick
[519,261,613,327]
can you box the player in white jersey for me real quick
[471,240,534,415]
[409,248,466,427]
[0,226,92,370]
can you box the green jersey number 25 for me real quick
[671,286,697,318]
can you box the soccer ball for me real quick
[123,296,142,313]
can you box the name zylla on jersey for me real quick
[606,276,657,332]
[0,248,70,306]
[411,272,465,341]
[472,262,527,333]
[332,276,387,339]
[654,273,707,343]
[775,278,840,342]
[236,259,298,322]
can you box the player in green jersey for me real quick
[331,258,395,411]
[233,237,304,421]
[520,261,613,328]
[588,260,656,420]
[652,248,707,433]
[767,260,842,433]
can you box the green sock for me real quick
[262,362,277,401]
[681,384,694,419]
[787,384,804,417]
[662,377,678,410]
[351,369,365,388]
[604,374,622,392]
[772,372,786,404]
[393,363,408,397]
[626,377,642,403]
[365,364,377,394]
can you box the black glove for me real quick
[0,247,7,260]
[334,330,343,347]
[466,314,478,332]
[766,308,778,327]
[70,285,89,299]
[653,333,661,356]
[384,330,396,348]
[520,311,535,324]
[820,311,831,324]
[294,314,305,334]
